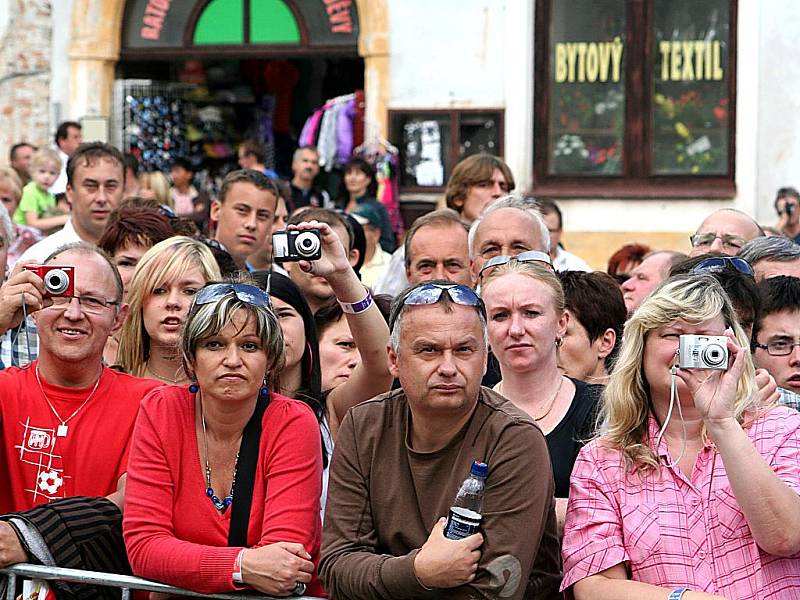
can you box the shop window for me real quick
[533,0,736,197]
[389,110,504,191]
[194,0,301,46]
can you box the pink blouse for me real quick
[561,407,800,599]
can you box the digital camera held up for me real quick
[678,334,728,370]
[272,229,322,262]
[23,265,75,298]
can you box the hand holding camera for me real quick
[675,330,747,430]
[274,221,351,280]
[0,262,57,334]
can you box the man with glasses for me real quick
[688,208,764,258]
[753,276,800,410]
[321,280,561,599]
[0,242,160,513]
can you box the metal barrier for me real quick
[1,564,324,600]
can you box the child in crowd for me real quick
[12,148,67,233]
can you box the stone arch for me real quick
[68,0,390,133]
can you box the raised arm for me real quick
[288,220,392,434]
[678,334,800,557]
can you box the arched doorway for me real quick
[67,0,389,134]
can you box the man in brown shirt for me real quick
[320,281,561,599]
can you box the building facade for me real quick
[0,0,796,266]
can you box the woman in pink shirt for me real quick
[562,273,800,600]
[123,281,325,597]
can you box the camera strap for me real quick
[655,364,687,470]
[227,393,269,547]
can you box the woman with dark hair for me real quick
[336,157,394,252]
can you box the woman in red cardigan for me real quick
[123,281,325,597]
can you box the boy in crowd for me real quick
[753,276,800,410]
[13,148,67,233]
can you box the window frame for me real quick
[532,0,738,198]
[389,108,505,193]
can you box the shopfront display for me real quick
[533,0,736,197]
[114,0,365,196]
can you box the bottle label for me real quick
[443,507,482,540]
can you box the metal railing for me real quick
[2,564,324,600]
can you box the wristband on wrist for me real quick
[339,290,373,314]
[232,548,246,585]
[668,588,689,600]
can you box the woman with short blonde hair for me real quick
[480,258,603,532]
[116,236,220,382]
[561,273,800,600]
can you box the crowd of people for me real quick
[0,122,800,600]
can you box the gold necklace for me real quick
[498,375,564,421]
[35,365,102,437]
[145,363,186,384]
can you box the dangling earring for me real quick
[259,379,269,399]
[555,337,564,348]
[189,377,199,394]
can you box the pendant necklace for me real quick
[35,365,102,437]
[199,394,240,512]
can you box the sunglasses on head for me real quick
[690,256,754,277]
[403,282,482,307]
[194,283,272,308]
[478,250,553,280]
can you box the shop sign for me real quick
[554,37,624,83]
[657,40,724,81]
[123,0,359,50]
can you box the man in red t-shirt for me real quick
[0,242,160,515]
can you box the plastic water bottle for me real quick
[444,461,488,540]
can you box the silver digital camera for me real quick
[272,229,322,262]
[678,334,728,370]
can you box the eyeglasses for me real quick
[46,295,118,314]
[752,340,800,356]
[403,282,482,308]
[689,232,747,251]
[612,273,631,285]
[478,250,553,280]
[194,283,271,308]
[690,256,754,277]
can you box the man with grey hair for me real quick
[289,145,330,210]
[468,195,551,284]
[738,236,800,280]
[321,280,561,599]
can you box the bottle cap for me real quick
[470,461,488,478]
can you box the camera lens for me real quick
[702,343,726,367]
[44,269,70,295]
[294,231,321,257]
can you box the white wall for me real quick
[756,1,800,224]
[0,0,8,40]
[389,1,507,108]
[50,0,74,125]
